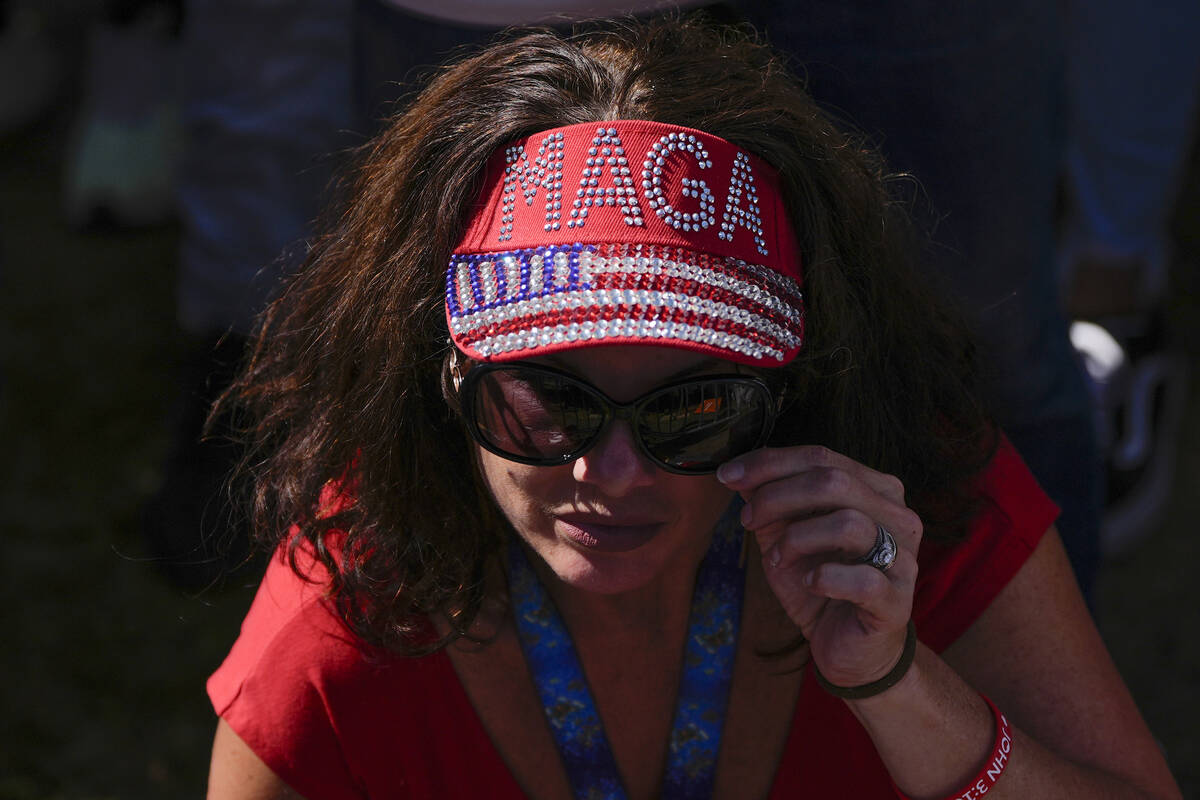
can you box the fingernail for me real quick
[740,503,753,527]
[717,462,744,484]
[804,570,815,586]
[769,547,781,568]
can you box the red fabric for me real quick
[208,434,1057,799]
[445,120,808,368]
[453,121,802,279]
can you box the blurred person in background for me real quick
[1057,0,1199,560]
[732,0,1104,605]
[140,0,357,587]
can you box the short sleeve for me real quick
[207,551,366,800]
[911,433,1060,653]
[208,541,532,799]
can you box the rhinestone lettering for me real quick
[568,127,645,230]
[719,152,768,255]
[642,133,716,233]
[500,132,565,241]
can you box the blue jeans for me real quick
[176,0,356,336]
[175,0,496,336]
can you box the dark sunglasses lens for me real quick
[470,368,606,462]
[638,381,771,471]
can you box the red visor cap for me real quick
[446,120,805,367]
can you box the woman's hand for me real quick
[717,445,922,688]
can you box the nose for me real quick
[572,419,657,495]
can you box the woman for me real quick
[206,16,1182,800]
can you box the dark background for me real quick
[2,37,1199,800]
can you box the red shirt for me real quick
[209,436,1057,799]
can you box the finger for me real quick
[739,468,923,547]
[718,444,907,505]
[762,508,880,569]
[802,560,913,626]
[761,528,919,599]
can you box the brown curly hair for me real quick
[217,14,994,654]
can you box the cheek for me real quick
[476,447,561,526]
[665,475,735,524]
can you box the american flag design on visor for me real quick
[446,121,805,367]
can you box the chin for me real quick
[477,445,732,598]
[517,520,697,598]
[540,544,665,596]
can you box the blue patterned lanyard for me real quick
[506,503,745,800]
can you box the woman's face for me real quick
[475,346,738,597]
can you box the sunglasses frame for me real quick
[457,361,779,475]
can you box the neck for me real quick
[501,513,747,800]
[557,568,693,645]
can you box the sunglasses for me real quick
[457,362,779,474]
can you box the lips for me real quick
[556,516,665,553]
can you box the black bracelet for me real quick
[812,620,918,700]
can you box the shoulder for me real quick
[912,433,1060,652]
[208,547,454,799]
[208,547,366,715]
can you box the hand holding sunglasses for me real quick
[717,444,922,692]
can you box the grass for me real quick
[0,112,255,798]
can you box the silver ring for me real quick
[858,524,897,572]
